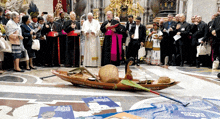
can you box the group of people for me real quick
[1,5,220,73]
[0,6,148,73]
[148,12,220,68]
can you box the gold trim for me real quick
[92,57,98,60]
[153,48,160,51]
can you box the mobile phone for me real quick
[43,12,48,14]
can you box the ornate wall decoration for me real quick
[5,0,31,13]
[93,8,99,20]
[150,0,176,17]
[0,0,7,8]
[104,0,144,19]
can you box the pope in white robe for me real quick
[82,13,101,67]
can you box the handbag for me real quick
[145,37,153,50]
[138,46,146,59]
[0,37,6,51]
[20,49,29,62]
[20,41,26,58]
[196,44,207,57]
[212,58,219,70]
[31,39,40,50]
[1,37,12,53]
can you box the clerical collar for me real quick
[108,19,112,23]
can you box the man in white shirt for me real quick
[127,16,146,66]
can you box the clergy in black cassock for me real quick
[63,11,81,67]
[100,11,121,66]
[211,13,220,61]
[41,15,62,67]
[56,12,67,64]
[114,17,127,63]
[161,14,176,65]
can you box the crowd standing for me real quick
[0,6,220,73]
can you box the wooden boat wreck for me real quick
[52,66,179,91]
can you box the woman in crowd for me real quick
[20,15,37,70]
[5,12,24,72]
[146,23,163,65]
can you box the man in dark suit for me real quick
[125,15,136,32]
[191,16,208,68]
[161,14,176,65]
[173,14,191,67]
[127,16,146,66]
[188,16,198,66]
[125,15,136,59]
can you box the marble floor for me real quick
[0,64,220,118]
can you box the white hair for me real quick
[87,12,93,17]
[107,11,112,14]
[11,11,19,19]
[179,13,185,17]
[114,17,120,22]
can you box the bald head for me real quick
[70,11,76,21]
[175,14,180,22]
[47,14,54,22]
[196,16,202,23]
[106,11,113,21]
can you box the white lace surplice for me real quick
[82,19,101,67]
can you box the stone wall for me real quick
[33,0,53,15]
[185,0,217,23]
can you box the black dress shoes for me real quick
[30,66,37,70]
[26,68,31,71]
[13,69,25,72]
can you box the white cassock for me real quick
[82,19,101,67]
